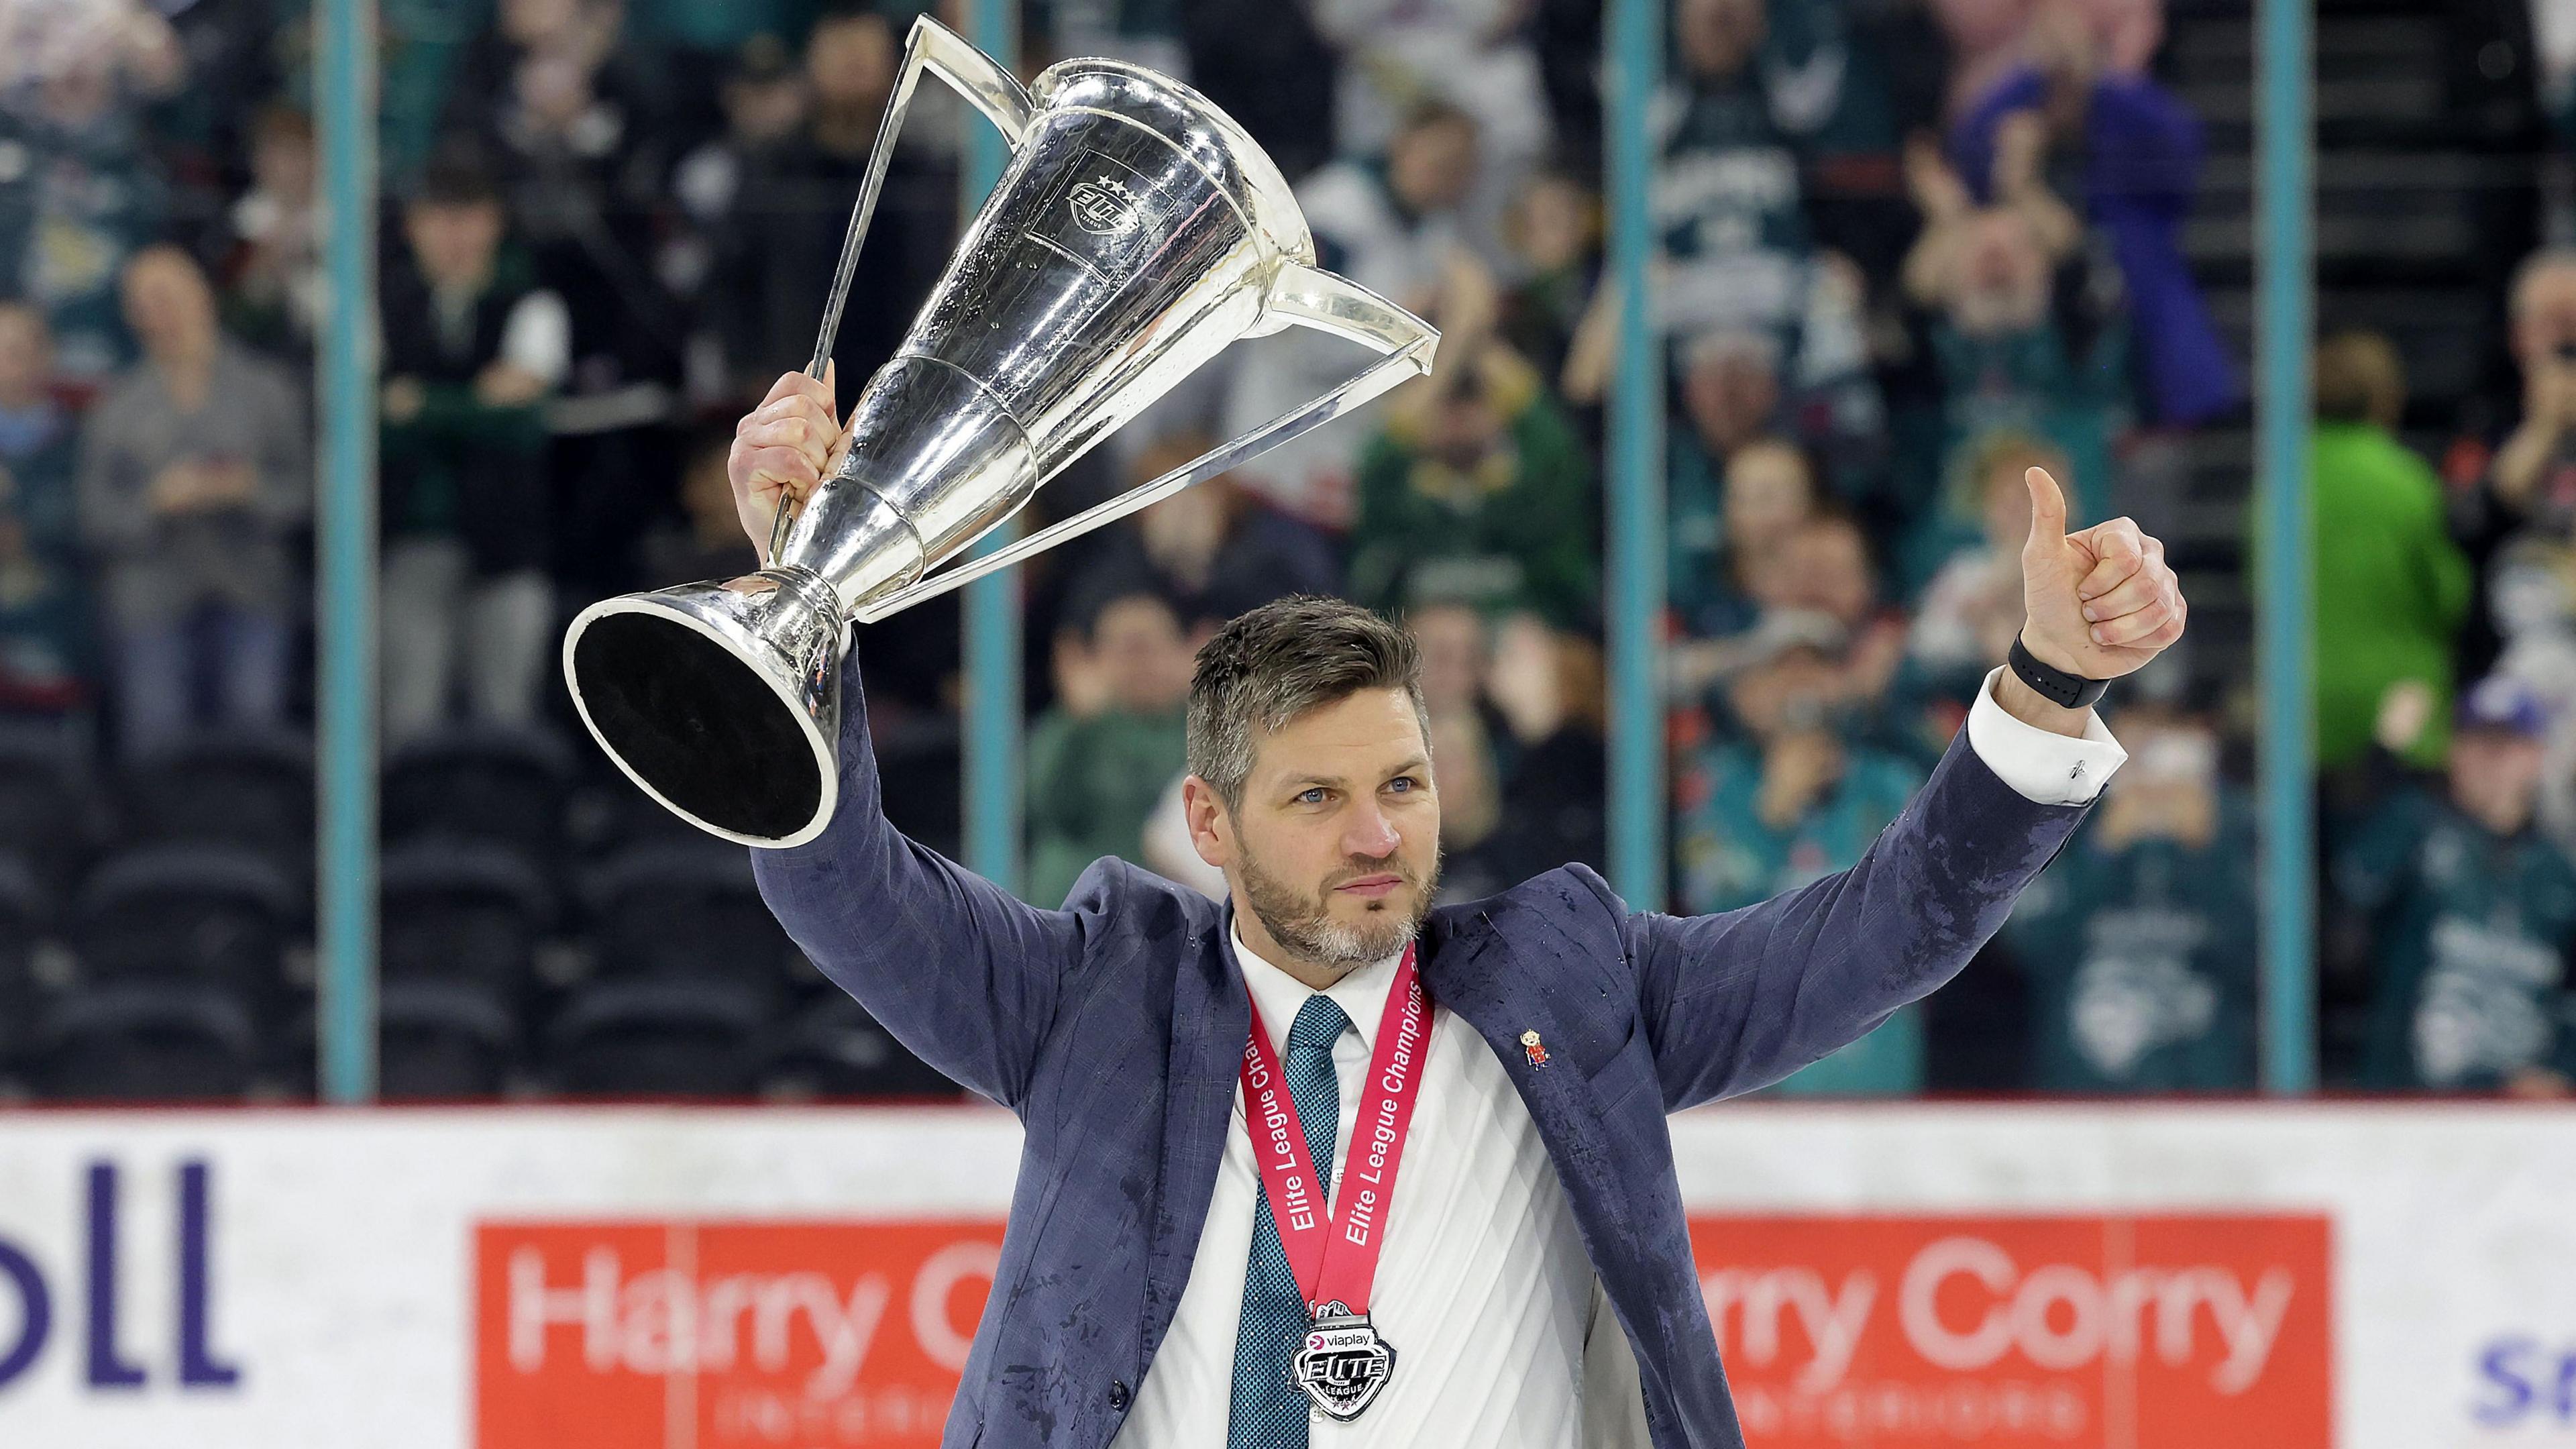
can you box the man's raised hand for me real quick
[728,365,847,560]
[2019,466,2186,680]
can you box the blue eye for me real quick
[1388,776,1418,793]
[1297,788,1327,805]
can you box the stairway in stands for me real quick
[2161,0,2538,704]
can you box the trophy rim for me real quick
[1028,54,1315,268]
[561,591,841,851]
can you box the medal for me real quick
[1240,944,1430,1423]
[1292,1300,1397,1420]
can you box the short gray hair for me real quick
[1187,596,1428,811]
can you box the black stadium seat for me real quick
[71,844,300,1003]
[380,839,551,999]
[0,853,42,1072]
[0,722,93,894]
[583,841,802,994]
[762,992,960,1101]
[119,729,314,867]
[547,977,769,1097]
[383,724,574,860]
[30,982,258,1102]
[379,977,520,1099]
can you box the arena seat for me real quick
[761,992,960,1101]
[118,729,314,869]
[581,840,802,998]
[70,843,300,1004]
[29,982,258,1102]
[382,724,573,862]
[546,977,769,1097]
[378,977,521,1101]
[380,839,551,1001]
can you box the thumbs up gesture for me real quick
[2019,467,2186,682]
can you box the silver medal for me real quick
[1292,1301,1397,1421]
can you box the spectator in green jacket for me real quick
[1346,342,1597,628]
[1025,587,1195,908]
[2302,329,2473,771]
[378,154,568,746]
[2339,676,2576,1095]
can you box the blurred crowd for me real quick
[0,0,2568,1103]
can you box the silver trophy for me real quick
[563,17,1438,848]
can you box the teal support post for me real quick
[2257,0,2316,1092]
[315,0,379,1102]
[962,0,1024,896]
[1605,0,1667,908]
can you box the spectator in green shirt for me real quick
[1025,587,1195,908]
[2300,329,2473,772]
[1346,341,1597,628]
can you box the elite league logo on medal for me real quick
[1294,1303,1397,1419]
[1241,944,1433,1422]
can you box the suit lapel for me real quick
[1419,909,1623,1206]
[1140,911,1250,1360]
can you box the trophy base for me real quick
[563,572,845,848]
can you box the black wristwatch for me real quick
[2008,633,2110,710]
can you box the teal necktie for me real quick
[1225,994,1350,1449]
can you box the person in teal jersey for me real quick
[2003,704,2257,1091]
[2338,676,2576,1096]
[1667,434,1816,642]
[1676,618,1927,1093]
[1899,121,2125,590]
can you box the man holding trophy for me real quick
[561,18,2187,1449]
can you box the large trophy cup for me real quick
[563,18,1438,847]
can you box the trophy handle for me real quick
[773,16,1038,565]
[848,262,1438,624]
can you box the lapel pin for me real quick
[1519,1030,1548,1068]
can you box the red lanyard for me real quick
[1238,943,1430,1316]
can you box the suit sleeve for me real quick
[1613,728,2091,1110]
[751,665,1089,1110]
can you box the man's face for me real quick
[1953,209,2050,337]
[807,17,896,112]
[1200,689,1443,970]
[1682,348,1779,453]
[2514,265,2576,372]
[1389,117,1478,215]
[2450,729,2546,833]
[1729,647,1839,739]
[1722,443,1811,547]
[1786,523,1874,624]
[1677,0,1766,80]
[120,252,215,353]
[407,200,504,289]
[1093,596,1190,716]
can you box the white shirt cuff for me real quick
[1964,665,2127,806]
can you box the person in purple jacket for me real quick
[724,368,2186,1449]
[1951,0,2241,429]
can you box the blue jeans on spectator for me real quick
[113,603,292,757]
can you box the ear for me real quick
[1181,775,1234,870]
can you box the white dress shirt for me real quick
[1111,673,2125,1448]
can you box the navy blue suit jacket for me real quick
[752,678,2090,1448]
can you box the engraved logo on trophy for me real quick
[1069,177,1140,235]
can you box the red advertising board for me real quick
[476,1212,2330,1448]
[1688,1214,2334,1448]
[474,1220,1004,1449]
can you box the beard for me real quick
[1238,839,1440,971]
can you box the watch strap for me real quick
[2008,633,2110,710]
